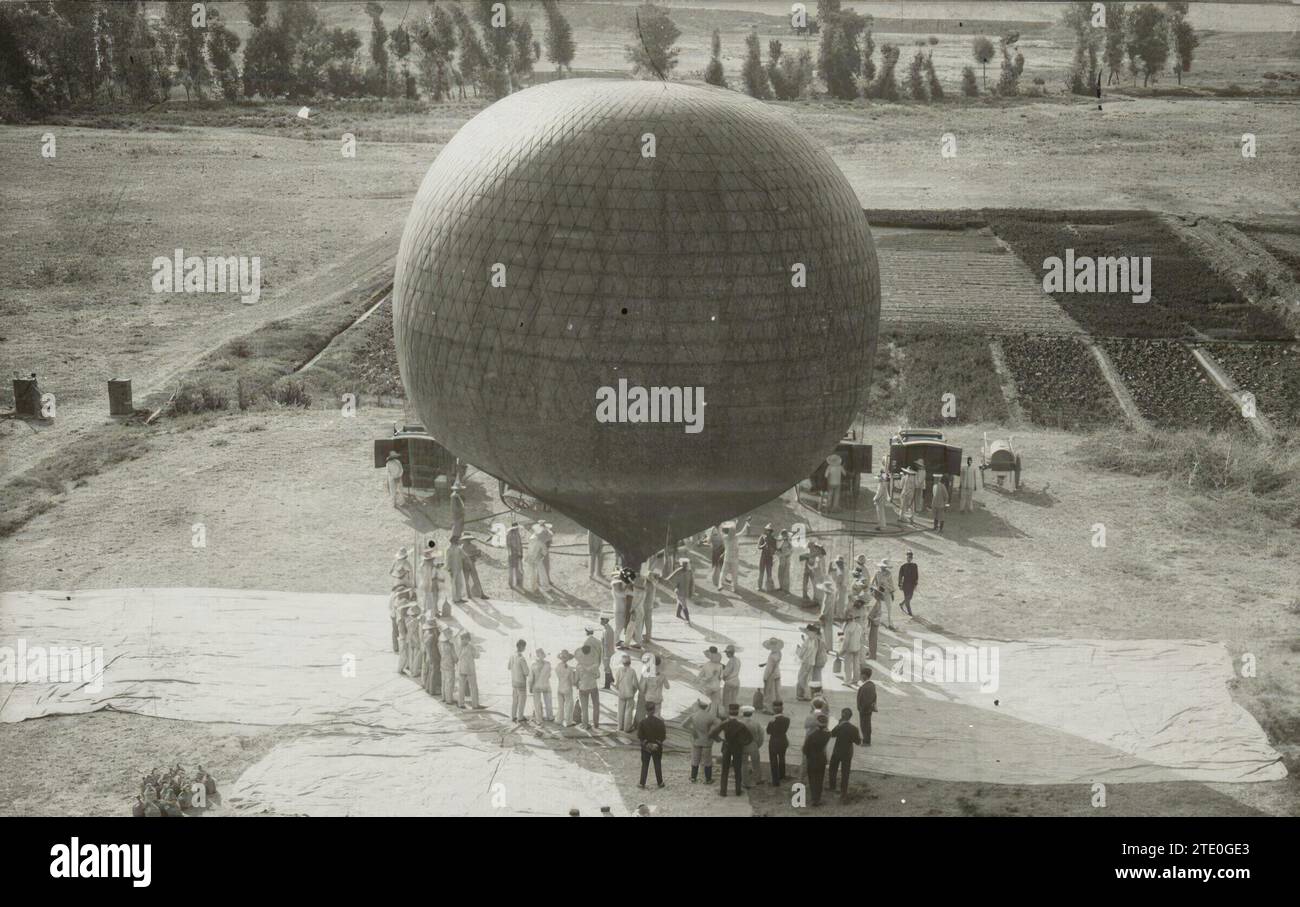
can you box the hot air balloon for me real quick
[393,80,880,568]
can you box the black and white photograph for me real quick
[0,0,1297,859]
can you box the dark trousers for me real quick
[900,588,914,615]
[390,617,399,653]
[640,749,663,786]
[719,748,742,795]
[769,742,787,784]
[806,759,826,805]
[828,752,852,796]
[859,713,872,745]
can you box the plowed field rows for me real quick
[1099,339,1246,432]
[876,229,1083,335]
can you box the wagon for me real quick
[373,425,459,496]
[982,433,1022,491]
[887,429,962,506]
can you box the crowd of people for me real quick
[131,764,219,817]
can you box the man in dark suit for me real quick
[898,550,919,617]
[637,702,667,788]
[856,667,877,745]
[801,712,831,806]
[828,707,862,798]
[710,703,753,797]
[766,701,791,784]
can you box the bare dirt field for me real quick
[1,405,1296,816]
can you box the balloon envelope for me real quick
[393,79,880,565]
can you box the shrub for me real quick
[961,66,979,97]
[171,383,228,415]
[907,49,928,100]
[270,378,312,407]
[923,52,944,100]
[228,338,254,359]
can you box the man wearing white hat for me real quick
[913,460,927,517]
[871,558,897,631]
[525,523,547,593]
[530,647,553,723]
[538,522,555,587]
[721,644,741,709]
[438,625,458,704]
[841,600,865,685]
[721,519,749,592]
[667,558,694,622]
[587,530,605,579]
[613,652,640,732]
[418,543,442,615]
[740,704,765,787]
[555,650,577,727]
[898,467,915,521]
[961,455,979,512]
[455,630,480,709]
[699,646,725,718]
[874,469,891,530]
[761,637,783,710]
[385,450,405,506]
[445,537,468,604]
[825,454,844,512]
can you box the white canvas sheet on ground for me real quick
[0,588,1285,813]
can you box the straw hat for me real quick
[557,649,573,661]
[762,637,784,651]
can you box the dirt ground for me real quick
[2,404,1296,816]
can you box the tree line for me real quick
[0,0,578,116]
[1063,1,1199,92]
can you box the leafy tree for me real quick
[246,0,271,30]
[1104,2,1127,85]
[449,3,489,96]
[1167,1,1197,84]
[996,34,1022,96]
[864,42,899,100]
[861,28,875,82]
[907,46,927,100]
[961,64,979,96]
[704,28,726,86]
[365,2,390,96]
[207,22,242,101]
[816,1,867,100]
[626,3,680,79]
[391,24,414,98]
[923,51,944,99]
[971,36,994,89]
[1127,3,1169,86]
[541,0,575,75]
[512,18,535,82]
[742,29,771,98]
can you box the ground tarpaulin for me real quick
[0,588,1285,814]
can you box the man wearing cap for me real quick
[874,469,891,530]
[828,707,863,798]
[587,530,605,579]
[555,650,577,727]
[757,524,777,591]
[931,474,950,532]
[898,550,919,618]
[766,701,791,785]
[614,652,640,732]
[438,626,458,704]
[505,520,524,588]
[637,702,667,789]
[455,630,480,709]
[641,654,670,723]
[857,667,878,745]
[601,616,617,689]
[449,481,465,540]
[575,636,602,729]
[667,558,694,623]
[961,455,979,512]
[385,450,405,506]
[699,646,725,717]
[740,704,765,787]
[710,703,754,797]
[842,600,865,685]
[683,700,720,784]
[801,712,832,806]
[508,639,530,722]
[761,637,783,710]
[776,530,793,593]
[530,647,554,723]
[721,644,741,710]
[418,542,441,616]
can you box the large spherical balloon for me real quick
[394,79,880,565]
